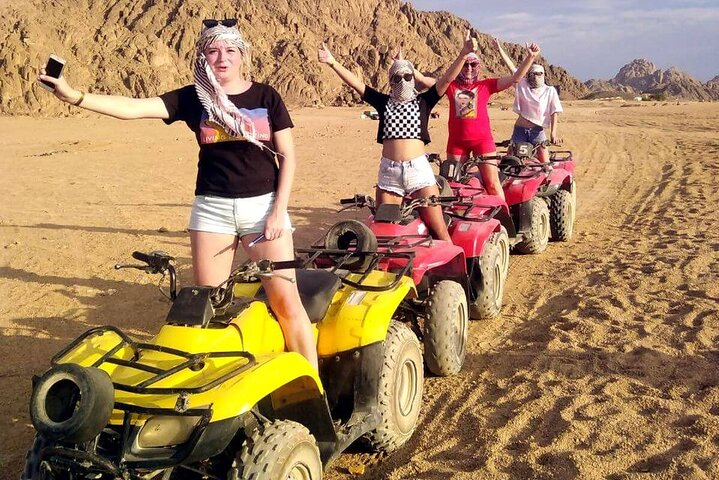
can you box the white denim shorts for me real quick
[376,155,436,196]
[189,192,292,237]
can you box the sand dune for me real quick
[1,101,717,479]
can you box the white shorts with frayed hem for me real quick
[376,155,436,196]
[188,192,292,237]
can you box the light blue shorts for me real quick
[377,155,436,196]
[189,192,292,237]
[511,125,547,145]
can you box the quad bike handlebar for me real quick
[115,252,304,303]
[115,251,178,300]
[338,194,376,212]
[230,259,304,284]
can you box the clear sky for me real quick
[409,0,719,82]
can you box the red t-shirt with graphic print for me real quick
[446,78,499,142]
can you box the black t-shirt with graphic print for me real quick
[362,85,441,145]
[160,83,293,198]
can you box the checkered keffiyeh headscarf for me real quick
[194,25,262,148]
[457,53,480,85]
[388,59,417,103]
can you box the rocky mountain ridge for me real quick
[585,59,718,101]
[0,0,588,115]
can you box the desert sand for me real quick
[1,101,718,479]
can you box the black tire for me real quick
[30,364,114,444]
[425,280,468,375]
[549,188,576,241]
[515,197,550,254]
[490,226,510,278]
[21,435,63,480]
[468,243,504,320]
[324,220,378,271]
[236,420,321,480]
[362,321,423,452]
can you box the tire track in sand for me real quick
[329,104,719,479]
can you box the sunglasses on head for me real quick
[202,18,238,29]
[464,62,480,68]
[391,73,414,84]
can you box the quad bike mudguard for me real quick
[503,174,546,205]
[449,218,503,259]
[233,269,417,356]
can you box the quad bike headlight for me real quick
[137,415,200,448]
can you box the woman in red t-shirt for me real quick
[417,43,540,201]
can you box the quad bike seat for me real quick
[257,269,342,323]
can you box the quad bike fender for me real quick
[450,219,502,258]
[409,244,467,286]
[504,175,546,205]
[140,302,285,360]
[211,352,324,421]
[108,352,324,424]
[545,169,574,191]
[232,281,262,298]
[316,274,416,356]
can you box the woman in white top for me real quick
[494,38,562,163]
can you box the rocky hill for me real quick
[585,59,718,101]
[0,0,588,115]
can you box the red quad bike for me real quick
[432,140,576,257]
[313,193,506,377]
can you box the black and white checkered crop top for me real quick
[362,85,442,145]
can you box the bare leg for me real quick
[412,184,452,242]
[242,232,318,371]
[478,151,505,201]
[375,186,403,206]
[190,230,239,286]
[536,145,549,163]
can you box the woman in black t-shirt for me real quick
[37,20,319,370]
[317,31,479,242]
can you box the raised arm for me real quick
[413,69,436,90]
[493,37,517,73]
[435,30,478,96]
[496,43,541,92]
[318,42,365,96]
[37,69,169,120]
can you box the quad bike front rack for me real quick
[51,325,256,397]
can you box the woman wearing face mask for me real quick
[416,41,541,201]
[317,32,479,242]
[37,20,319,370]
[494,38,562,163]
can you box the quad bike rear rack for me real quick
[549,150,573,163]
[298,248,414,291]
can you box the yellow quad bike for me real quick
[23,250,423,480]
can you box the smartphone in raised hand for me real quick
[39,54,66,91]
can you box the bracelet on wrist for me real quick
[72,91,85,107]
